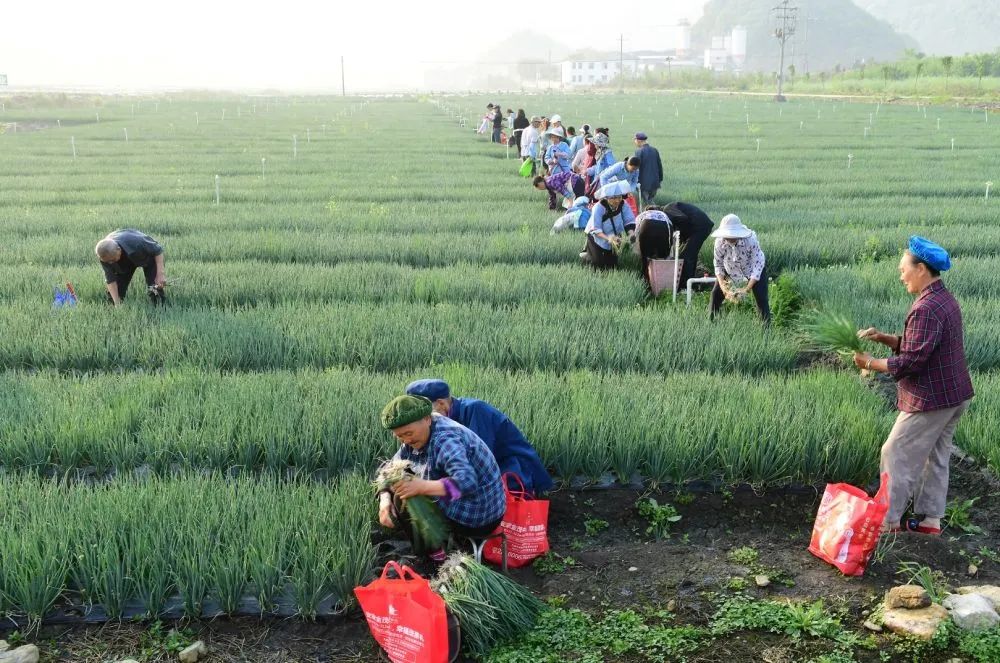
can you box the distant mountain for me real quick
[692,0,918,73]
[423,31,569,91]
[479,30,570,65]
[854,0,1000,56]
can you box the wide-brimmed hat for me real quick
[573,196,590,207]
[596,181,631,199]
[550,114,562,123]
[545,126,565,138]
[711,214,753,239]
[529,115,541,123]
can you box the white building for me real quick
[703,26,749,72]
[561,59,639,87]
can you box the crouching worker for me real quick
[551,196,591,234]
[582,180,636,270]
[377,395,507,561]
[534,171,586,211]
[95,229,167,305]
[406,379,554,495]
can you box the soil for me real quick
[7,460,998,663]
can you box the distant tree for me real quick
[976,54,991,90]
[941,56,954,92]
[787,64,796,81]
[914,61,925,94]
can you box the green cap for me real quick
[381,395,433,430]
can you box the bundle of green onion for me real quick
[801,310,866,357]
[374,459,449,551]
[432,554,547,658]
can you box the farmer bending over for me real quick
[853,237,974,535]
[534,172,585,211]
[406,379,554,495]
[378,395,507,561]
[95,229,166,305]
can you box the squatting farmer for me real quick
[94,229,167,305]
[377,395,507,562]
[405,379,554,495]
[853,237,974,535]
[582,180,636,270]
[660,201,715,288]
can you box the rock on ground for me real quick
[943,593,1000,632]
[178,641,208,663]
[956,585,1000,610]
[0,645,40,663]
[882,604,949,640]
[886,584,931,610]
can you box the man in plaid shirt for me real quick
[378,395,506,560]
[854,237,974,535]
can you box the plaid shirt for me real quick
[887,280,974,413]
[396,414,506,528]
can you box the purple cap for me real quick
[634,132,648,141]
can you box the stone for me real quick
[956,585,1000,610]
[755,575,771,588]
[863,619,883,632]
[886,585,931,610]
[882,604,949,640]
[0,643,7,653]
[628,567,638,572]
[967,564,978,577]
[666,599,676,612]
[178,641,207,663]
[943,593,1000,632]
[0,645,40,663]
[120,660,141,663]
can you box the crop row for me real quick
[0,473,374,623]
[0,367,904,486]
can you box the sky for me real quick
[2,0,709,91]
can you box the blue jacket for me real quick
[449,397,554,494]
[634,144,663,191]
[586,151,616,179]
[598,161,639,192]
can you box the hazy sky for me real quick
[4,0,709,91]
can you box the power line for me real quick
[773,0,798,101]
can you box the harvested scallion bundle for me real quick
[374,459,449,551]
[801,310,865,357]
[432,554,546,658]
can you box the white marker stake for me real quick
[756,138,761,152]
[951,138,956,152]
[800,121,804,130]
[864,127,869,139]
[215,174,220,205]
[986,109,990,124]
[155,102,159,113]
[123,128,128,142]
[196,112,199,126]
[57,119,61,127]
[986,182,993,201]
[71,136,77,159]
[261,158,266,179]
[817,110,821,119]
[848,154,853,169]
[621,114,624,126]
[709,111,713,121]
[293,135,298,158]
[307,128,311,143]
[937,118,941,130]
[869,113,873,126]
[695,129,698,139]
[923,107,927,119]
[96,112,100,123]
[222,109,226,121]
[131,104,134,116]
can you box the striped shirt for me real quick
[887,280,974,413]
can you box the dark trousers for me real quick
[492,127,501,143]
[709,267,771,325]
[641,186,659,206]
[106,263,164,305]
[636,218,672,279]
[390,494,501,557]
[678,223,713,288]
[583,235,617,270]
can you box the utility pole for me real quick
[773,1,797,102]
[341,55,346,97]
[619,34,625,94]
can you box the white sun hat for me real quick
[596,180,631,199]
[550,114,562,123]
[711,214,753,239]
[544,126,565,138]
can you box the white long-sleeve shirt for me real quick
[520,126,540,158]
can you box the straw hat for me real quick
[711,214,752,239]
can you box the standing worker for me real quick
[512,109,529,154]
[376,395,507,560]
[520,116,542,174]
[709,215,770,324]
[95,229,167,305]
[853,237,974,535]
[544,127,572,175]
[633,132,663,205]
[491,102,503,143]
[406,379,554,494]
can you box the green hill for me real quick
[693,0,918,73]
[855,0,1000,56]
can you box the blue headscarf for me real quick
[908,236,951,272]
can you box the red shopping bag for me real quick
[354,561,449,663]
[626,194,639,216]
[484,473,549,568]
[809,473,889,576]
